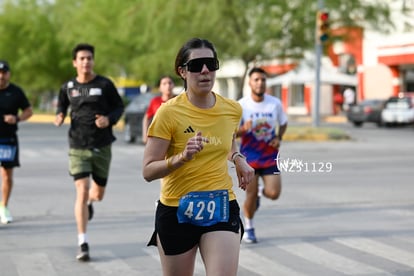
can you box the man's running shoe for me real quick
[76,243,90,261]
[256,196,261,211]
[243,228,258,243]
[0,206,13,224]
[88,203,94,221]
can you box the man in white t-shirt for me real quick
[343,87,355,111]
[237,67,288,243]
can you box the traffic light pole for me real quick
[313,41,322,127]
[313,0,324,127]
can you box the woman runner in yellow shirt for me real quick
[142,37,254,276]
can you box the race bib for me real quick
[0,145,16,161]
[177,190,229,226]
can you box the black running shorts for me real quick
[147,200,244,255]
[255,165,280,176]
[0,136,19,169]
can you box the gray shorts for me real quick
[69,145,111,182]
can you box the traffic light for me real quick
[316,10,329,43]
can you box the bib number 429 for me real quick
[177,190,229,226]
[184,200,216,221]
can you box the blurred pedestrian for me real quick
[334,91,344,114]
[142,37,254,276]
[0,60,33,224]
[142,75,175,144]
[237,67,288,243]
[54,44,124,261]
[343,86,355,111]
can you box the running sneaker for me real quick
[0,206,13,224]
[76,243,90,261]
[256,195,261,211]
[88,203,94,221]
[243,228,258,243]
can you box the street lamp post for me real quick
[313,0,326,127]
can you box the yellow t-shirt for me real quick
[148,92,242,206]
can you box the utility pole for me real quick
[313,0,327,127]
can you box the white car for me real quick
[381,95,414,126]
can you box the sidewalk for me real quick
[28,114,347,125]
[288,115,347,124]
[27,114,125,130]
[27,114,59,124]
[27,114,348,141]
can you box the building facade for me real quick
[215,2,414,116]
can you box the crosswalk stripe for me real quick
[384,208,414,217]
[239,247,307,276]
[21,149,66,158]
[12,252,57,276]
[88,250,137,276]
[21,150,41,158]
[4,237,414,276]
[279,242,389,275]
[392,235,414,245]
[334,237,414,269]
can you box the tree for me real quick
[0,0,411,105]
[0,0,63,105]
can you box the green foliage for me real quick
[0,0,409,108]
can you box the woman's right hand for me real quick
[182,131,209,161]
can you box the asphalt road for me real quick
[1,121,413,276]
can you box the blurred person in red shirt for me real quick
[142,75,175,143]
[334,91,344,115]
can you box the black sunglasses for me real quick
[183,57,219,72]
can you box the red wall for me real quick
[328,27,364,100]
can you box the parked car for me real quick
[123,92,159,143]
[381,95,414,126]
[346,99,385,127]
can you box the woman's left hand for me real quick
[235,159,254,191]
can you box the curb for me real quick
[288,115,347,124]
[27,114,347,140]
[27,114,125,130]
[29,114,346,124]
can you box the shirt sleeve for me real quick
[276,100,288,125]
[105,79,125,125]
[56,83,70,116]
[146,98,157,118]
[147,104,174,141]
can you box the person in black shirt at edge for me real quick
[54,44,124,261]
[0,60,33,224]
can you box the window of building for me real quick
[268,85,282,99]
[404,69,414,92]
[289,84,305,107]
